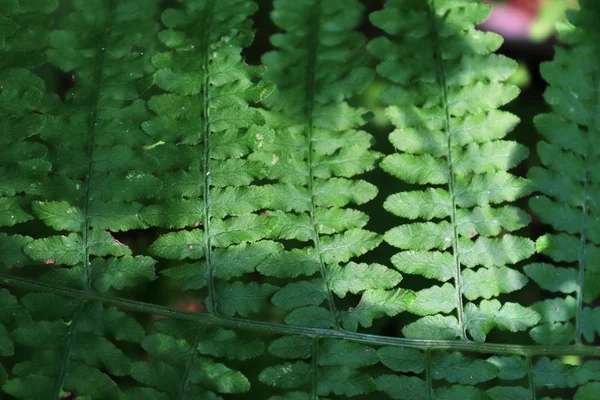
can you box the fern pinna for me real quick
[526,0,600,347]
[2,0,600,399]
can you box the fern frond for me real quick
[3,292,145,399]
[252,0,397,334]
[2,0,162,396]
[370,0,536,342]
[0,0,55,269]
[139,0,277,319]
[130,320,257,399]
[526,0,600,345]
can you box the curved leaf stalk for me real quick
[370,0,536,342]
[4,273,600,358]
[526,0,600,345]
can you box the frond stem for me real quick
[53,2,115,395]
[201,0,218,315]
[52,302,84,399]
[527,354,536,400]
[311,337,319,400]
[427,0,466,340]
[4,274,600,357]
[425,349,433,399]
[304,1,340,329]
[575,69,599,343]
[176,330,202,400]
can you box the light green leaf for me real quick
[319,229,381,264]
[381,153,447,184]
[32,201,84,232]
[536,233,580,262]
[149,229,205,260]
[0,198,33,227]
[257,248,321,278]
[140,199,203,229]
[91,256,157,293]
[391,251,454,282]
[211,214,278,247]
[341,289,414,331]
[377,347,425,373]
[259,362,311,390]
[318,340,378,368]
[271,281,326,310]
[385,222,452,251]
[459,235,535,268]
[285,306,335,329]
[403,315,461,340]
[384,188,451,220]
[531,296,577,323]
[215,281,277,317]
[268,336,312,359]
[313,178,378,207]
[375,375,427,400]
[432,352,498,385]
[409,283,457,316]
[464,300,540,342]
[328,262,401,298]
[0,233,33,269]
[24,233,82,266]
[524,263,579,294]
[314,208,368,234]
[462,267,529,300]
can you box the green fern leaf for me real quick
[2,0,600,399]
[371,0,535,342]
[526,0,600,344]
[139,0,277,322]
[250,0,391,340]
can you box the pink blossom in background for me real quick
[480,0,543,40]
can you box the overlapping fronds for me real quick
[370,0,537,341]
[252,0,402,335]
[1,0,600,399]
[526,0,600,345]
[138,0,277,318]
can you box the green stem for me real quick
[427,0,466,340]
[575,70,599,343]
[304,1,340,329]
[3,274,600,357]
[201,0,218,315]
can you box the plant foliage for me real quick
[1,0,600,399]
[526,0,600,347]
